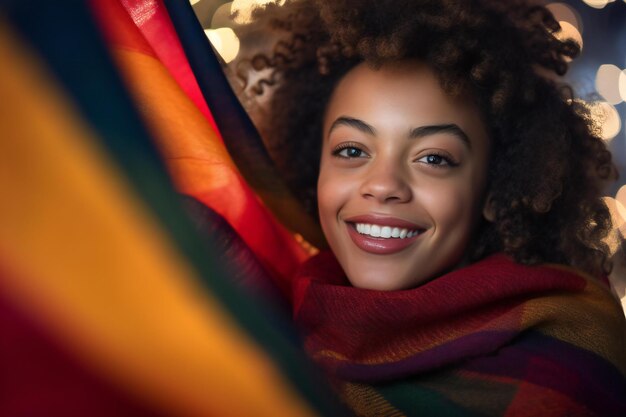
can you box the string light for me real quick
[581,0,615,9]
[596,64,624,104]
[211,2,235,29]
[231,0,284,24]
[603,197,625,255]
[617,185,626,224]
[619,69,626,102]
[546,3,583,33]
[554,21,583,55]
[204,27,240,63]
[584,100,622,141]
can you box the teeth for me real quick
[354,223,420,239]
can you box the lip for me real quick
[344,214,425,255]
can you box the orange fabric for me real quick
[0,24,318,417]
[91,0,309,291]
[91,0,216,127]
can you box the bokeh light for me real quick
[585,100,622,140]
[231,0,284,24]
[596,64,624,104]
[189,0,202,5]
[619,69,626,102]
[554,21,583,54]
[211,2,235,28]
[582,0,614,9]
[603,197,625,255]
[617,185,626,223]
[547,3,583,33]
[204,27,240,63]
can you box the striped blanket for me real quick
[0,0,335,415]
[294,251,626,416]
[2,0,624,416]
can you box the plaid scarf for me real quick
[294,252,626,416]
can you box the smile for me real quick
[344,215,426,255]
[354,223,421,239]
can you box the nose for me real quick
[359,158,412,204]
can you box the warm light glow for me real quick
[582,0,612,9]
[606,197,626,229]
[555,21,583,54]
[586,100,622,140]
[596,64,624,104]
[547,3,582,33]
[617,185,626,224]
[619,69,626,102]
[603,197,624,255]
[294,233,319,256]
[204,28,240,63]
[211,2,235,28]
[190,0,202,5]
[231,0,284,24]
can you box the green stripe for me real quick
[2,1,339,414]
[377,379,484,417]
[163,0,326,248]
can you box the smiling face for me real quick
[317,61,490,290]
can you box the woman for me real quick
[243,0,626,415]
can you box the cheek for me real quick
[418,180,481,230]
[317,161,347,227]
[316,181,333,228]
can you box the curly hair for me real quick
[241,0,616,277]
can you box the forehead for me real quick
[331,61,443,102]
[323,61,485,136]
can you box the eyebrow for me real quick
[328,117,471,148]
[409,124,471,148]
[328,116,376,136]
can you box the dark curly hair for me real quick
[241,0,616,277]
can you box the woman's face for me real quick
[317,61,490,290]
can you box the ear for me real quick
[482,193,496,222]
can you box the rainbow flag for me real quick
[0,0,338,415]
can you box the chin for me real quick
[343,256,454,290]
[344,268,419,291]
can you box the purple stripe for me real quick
[463,331,626,416]
[333,331,626,416]
[336,331,626,417]
[334,330,517,382]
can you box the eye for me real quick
[332,143,370,159]
[416,153,458,168]
[338,147,364,158]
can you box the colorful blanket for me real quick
[0,1,336,416]
[2,0,625,416]
[294,251,626,416]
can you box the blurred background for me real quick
[190,0,626,218]
[189,0,626,307]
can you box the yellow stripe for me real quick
[520,270,626,376]
[0,22,318,417]
[342,382,406,417]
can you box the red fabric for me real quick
[90,0,309,293]
[294,252,580,378]
[90,0,218,130]
[293,252,626,415]
[0,290,163,417]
